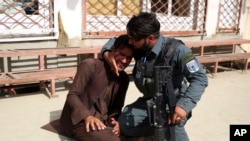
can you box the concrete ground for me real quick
[0,70,250,141]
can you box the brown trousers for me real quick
[72,122,154,141]
[72,123,120,141]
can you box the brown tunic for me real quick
[60,58,129,137]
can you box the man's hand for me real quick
[108,118,120,136]
[103,51,119,76]
[168,105,187,125]
[85,116,106,132]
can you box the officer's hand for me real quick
[85,116,106,132]
[168,106,187,125]
[103,51,119,76]
[108,118,120,136]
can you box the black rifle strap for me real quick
[158,38,184,109]
[160,38,184,141]
[163,38,184,108]
[162,38,184,66]
[164,76,176,141]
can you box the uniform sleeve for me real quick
[175,45,208,113]
[101,37,116,58]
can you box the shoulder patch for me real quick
[186,59,199,73]
[181,52,195,64]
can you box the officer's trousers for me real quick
[118,97,190,141]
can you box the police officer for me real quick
[101,12,208,141]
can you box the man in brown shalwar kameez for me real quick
[60,34,134,141]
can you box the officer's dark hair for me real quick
[113,34,134,51]
[126,12,160,40]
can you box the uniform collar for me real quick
[148,35,165,56]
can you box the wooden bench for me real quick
[0,68,77,97]
[185,38,250,56]
[0,47,101,71]
[197,53,250,75]
[184,38,250,76]
[1,38,250,96]
[0,47,101,97]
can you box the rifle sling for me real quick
[161,38,184,141]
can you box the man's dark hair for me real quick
[126,12,160,40]
[114,34,134,51]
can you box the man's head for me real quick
[126,12,160,50]
[112,34,134,72]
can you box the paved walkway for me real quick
[0,70,250,141]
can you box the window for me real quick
[151,0,191,16]
[151,0,168,14]
[87,0,141,16]
[0,0,55,40]
[87,0,117,15]
[216,0,242,33]
[83,0,206,37]
[172,0,191,16]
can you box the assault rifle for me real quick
[147,66,176,141]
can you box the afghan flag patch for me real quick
[186,59,199,73]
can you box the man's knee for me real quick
[73,125,120,141]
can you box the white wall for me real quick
[242,0,250,52]
[205,1,220,37]
[55,0,82,46]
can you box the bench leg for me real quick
[8,88,16,96]
[39,80,58,98]
[231,59,248,73]
[202,64,214,78]
[213,61,218,76]
[50,79,59,98]
[243,59,249,73]
[39,80,50,98]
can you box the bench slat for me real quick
[0,68,76,85]
[186,39,250,47]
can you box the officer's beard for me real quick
[134,38,150,59]
[141,38,151,56]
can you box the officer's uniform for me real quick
[102,35,208,141]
